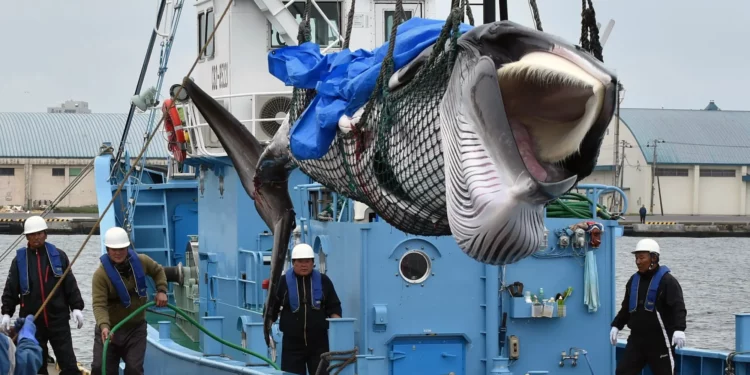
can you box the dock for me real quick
[620,214,750,237]
[0,214,100,235]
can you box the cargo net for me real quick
[287,0,474,236]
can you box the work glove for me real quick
[609,327,619,346]
[672,331,686,348]
[15,315,38,345]
[72,309,84,329]
[0,314,10,332]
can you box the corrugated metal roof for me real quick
[619,108,750,165]
[0,112,169,159]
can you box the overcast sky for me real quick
[0,0,746,113]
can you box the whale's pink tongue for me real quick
[511,121,548,181]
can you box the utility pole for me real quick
[613,140,632,212]
[612,84,625,187]
[648,139,665,214]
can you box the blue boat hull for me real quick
[94,147,750,375]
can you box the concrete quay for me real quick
[618,215,750,238]
[0,213,100,235]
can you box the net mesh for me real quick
[287,5,471,236]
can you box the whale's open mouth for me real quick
[497,51,606,184]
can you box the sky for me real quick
[0,0,747,113]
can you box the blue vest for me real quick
[16,243,64,296]
[629,265,670,312]
[286,269,323,312]
[99,249,148,308]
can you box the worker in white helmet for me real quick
[0,215,85,375]
[266,243,342,375]
[90,226,168,375]
[610,238,687,375]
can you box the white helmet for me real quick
[291,243,314,260]
[23,216,48,235]
[104,227,131,248]
[632,238,660,255]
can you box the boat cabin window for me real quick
[383,11,413,43]
[197,8,216,59]
[399,250,431,284]
[375,3,422,46]
[270,1,342,49]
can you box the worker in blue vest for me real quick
[0,216,85,375]
[91,226,168,375]
[610,238,687,375]
[267,243,342,375]
[0,315,44,375]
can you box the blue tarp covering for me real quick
[268,17,473,160]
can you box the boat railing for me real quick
[572,184,628,220]
[177,90,293,158]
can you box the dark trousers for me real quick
[640,214,646,224]
[616,334,677,375]
[281,334,330,375]
[91,322,148,375]
[36,322,81,375]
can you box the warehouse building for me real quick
[582,101,750,216]
[0,112,169,211]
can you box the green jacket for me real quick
[92,254,168,331]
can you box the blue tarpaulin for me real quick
[267,17,473,160]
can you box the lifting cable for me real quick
[10,0,235,342]
[0,155,97,263]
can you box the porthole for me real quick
[398,250,431,284]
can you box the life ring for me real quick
[162,98,187,162]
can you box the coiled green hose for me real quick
[546,192,617,220]
[102,302,280,374]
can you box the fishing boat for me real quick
[91,0,750,373]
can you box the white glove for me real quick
[609,327,619,345]
[672,331,686,348]
[0,315,10,332]
[72,309,84,329]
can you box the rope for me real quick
[102,302,280,374]
[315,347,358,375]
[546,192,618,220]
[579,0,603,61]
[528,0,543,31]
[9,0,235,342]
[0,155,97,264]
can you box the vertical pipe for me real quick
[736,314,750,352]
[486,264,500,375]
[499,0,508,21]
[483,0,495,24]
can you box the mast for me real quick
[111,0,169,172]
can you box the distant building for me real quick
[582,101,750,216]
[0,112,168,210]
[47,100,92,114]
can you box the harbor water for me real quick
[0,234,745,368]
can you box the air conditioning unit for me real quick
[253,94,292,142]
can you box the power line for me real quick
[646,141,750,149]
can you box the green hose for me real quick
[102,302,280,374]
[546,192,617,220]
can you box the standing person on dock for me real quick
[0,216,85,375]
[610,238,687,375]
[90,226,168,375]
[267,243,342,375]
[639,205,647,224]
[0,315,44,375]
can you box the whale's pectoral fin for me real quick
[388,44,435,91]
[262,208,296,348]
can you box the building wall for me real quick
[0,158,167,210]
[580,117,750,216]
[0,166,24,206]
